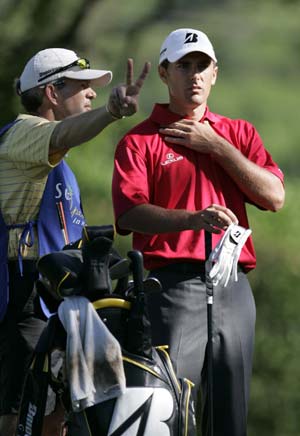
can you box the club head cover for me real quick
[81,224,115,245]
[81,236,114,299]
[80,225,116,298]
[206,224,252,287]
[37,249,83,299]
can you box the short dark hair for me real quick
[15,78,66,113]
[20,88,45,112]
[160,60,170,69]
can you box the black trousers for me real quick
[148,264,256,436]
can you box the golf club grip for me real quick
[127,250,144,296]
[205,230,212,260]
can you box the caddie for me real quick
[0,47,150,436]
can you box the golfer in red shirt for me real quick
[112,28,285,436]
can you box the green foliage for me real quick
[1,1,299,434]
[247,180,300,435]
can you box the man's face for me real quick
[53,79,97,119]
[159,52,218,114]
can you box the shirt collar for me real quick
[202,108,220,124]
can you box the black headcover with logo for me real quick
[36,224,127,304]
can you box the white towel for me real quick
[58,296,126,412]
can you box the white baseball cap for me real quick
[19,48,113,93]
[159,28,217,65]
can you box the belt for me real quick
[151,262,206,275]
[8,259,37,274]
[151,261,245,275]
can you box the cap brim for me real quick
[63,69,113,87]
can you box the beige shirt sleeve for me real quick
[5,114,60,177]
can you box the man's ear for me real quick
[211,64,218,86]
[44,84,59,105]
[158,65,168,84]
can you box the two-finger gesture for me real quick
[107,58,151,119]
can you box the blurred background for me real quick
[1,0,299,434]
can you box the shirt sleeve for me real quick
[7,115,59,173]
[112,135,150,235]
[239,120,284,183]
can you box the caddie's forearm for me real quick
[49,106,116,153]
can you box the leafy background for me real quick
[1,0,299,434]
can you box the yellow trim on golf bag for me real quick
[122,355,166,380]
[156,345,181,392]
[92,298,131,310]
[30,354,49,373]
[183,378,194,436]
[56,271,71,298]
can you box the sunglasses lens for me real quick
[77,58,89,69]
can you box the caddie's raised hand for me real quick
[107,58,151,119]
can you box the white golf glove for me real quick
[205,224,252,287]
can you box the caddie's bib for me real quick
[38,159,85,257]
[0,120,85,320]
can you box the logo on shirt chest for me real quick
[160,153,183,166]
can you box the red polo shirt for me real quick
[112,104,284,271]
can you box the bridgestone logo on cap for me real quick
[184,33,198,44]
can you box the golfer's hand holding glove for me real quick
[206,224,252,287]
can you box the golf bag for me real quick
[16,225,196,436]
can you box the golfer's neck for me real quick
[168,101,206,120]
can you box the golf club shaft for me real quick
[205,230,214,436]
[56,201,69,245]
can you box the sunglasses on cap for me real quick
[38,58,90,82]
